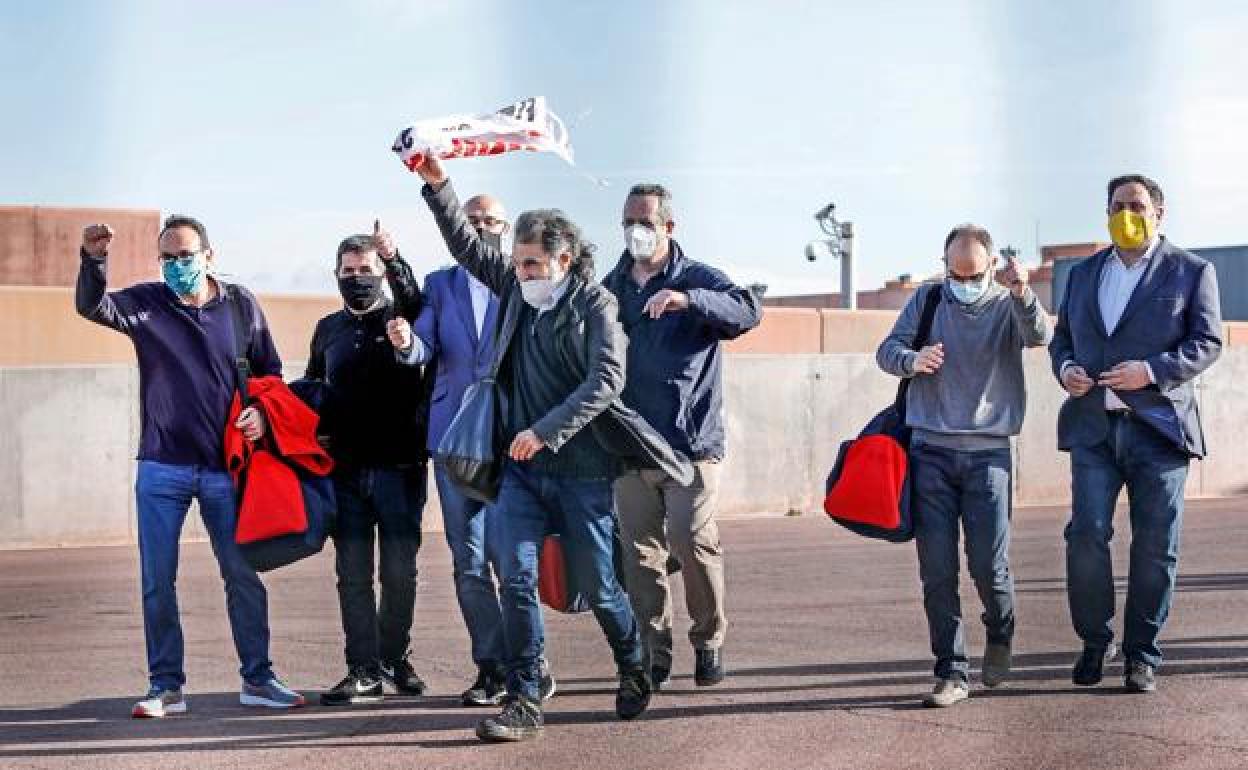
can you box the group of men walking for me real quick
[74,167,1221,742]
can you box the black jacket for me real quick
[421,180,694,485]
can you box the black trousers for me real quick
[332,464,427,670]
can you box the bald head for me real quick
[464,194,508,236]
[943,223,995,281]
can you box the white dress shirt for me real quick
[466,269,491,337]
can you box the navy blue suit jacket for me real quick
[1049,237,1222,457]
[411,265,498,452]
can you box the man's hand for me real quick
[912,343,944,374]
[386,317,412,351]
[1002,256,1029,298]
[1098,361,1152,392]
[235,406,268,442]
[643,289,690,319]
[82,224,114,258]
[373,219,397,261]
[414,153,448,187]
[509,430,545,462]
[1061,364,1095,397]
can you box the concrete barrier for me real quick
[5,350,1248,549]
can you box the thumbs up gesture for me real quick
[373,219,397,261]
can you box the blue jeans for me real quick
[332,465,426,669]
[1065,412,1189,669]
[434,463,504,670]
[135,460,272,690]
[487,462,643,701]
[912,444,1016,681]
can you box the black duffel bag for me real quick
[435,376,506,503]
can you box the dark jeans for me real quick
[135,460,273,690]
[1065,412,1189,669]
[434,463,505,670]
[912,444,1016,681]
[488,462,643,702]
[332,464,427,670]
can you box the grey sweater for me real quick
[876,281,1052,450]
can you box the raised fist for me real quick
[82,224,114,258]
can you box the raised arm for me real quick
[414,155,513,296]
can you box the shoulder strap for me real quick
[224,284,253,405]
[893,283,943,415]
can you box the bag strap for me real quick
[223,284,253,406]
[893,283,943,416]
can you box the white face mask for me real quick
[947,268,993,305]
[625,224,658,260]
[520,262,567,309]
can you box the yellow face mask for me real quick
[1108,210,1156,251]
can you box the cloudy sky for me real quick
[3,0,1247,297]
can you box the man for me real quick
[396,195,557,706]
[305,223,430,705]
[75,216,304,717]
[877,224,1051,707]
[602,184,761,690]
[411,154,691,743]
[1050,174,1222,693]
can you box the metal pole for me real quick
[841,222,856,309]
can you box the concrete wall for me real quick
[0,206,160,289]
[5,349,1248,549]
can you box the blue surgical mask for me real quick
[947,271,991,305]
[162,254,208,296]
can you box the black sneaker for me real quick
[476,694,544,743]
[1124,661,1157,693]
[1072,643,1117,686]
[694,648,725,687]
[320,667,383,705]
[539,657,557,702]
[380,655,426,696]
[462,667,506,707]
[651,664,671,692]
[615,667,653,720]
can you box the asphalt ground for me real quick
[2,498,1247,769]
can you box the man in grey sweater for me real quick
[876,224,1051,707]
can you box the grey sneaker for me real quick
[241,677,306,709]
[922,678,970,708]
[981,642,1012,688]
[132,687,187,718]
[1124,661,1157,693]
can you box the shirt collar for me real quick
[1111,236,1162,269]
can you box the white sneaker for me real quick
[240,677,305,708]
[132,688,187,718]
[922,678,970,708]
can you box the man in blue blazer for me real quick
[394,193,552,707]
[1049,174,1223,693]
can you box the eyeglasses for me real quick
[467,215,505,229]
[158,250,204,266]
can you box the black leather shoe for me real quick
[695,648,724,687]
[1073,646,1109,686]
[1124,661,1157,693]
[615,668,652,720]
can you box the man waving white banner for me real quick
[391,96,574,171]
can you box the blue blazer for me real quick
[412,265,498,452]
[1049,237,1223,457]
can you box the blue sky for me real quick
[3,0,1247,297]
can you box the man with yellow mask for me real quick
[1050,174,1223,694]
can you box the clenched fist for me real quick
[1061,364,1095,397]
[387,317,412,352]
[912,343,944,375]
[509,429,546,462]
[82,224,114,258]
[235,406,268,442]
[414,153,448,187]
[1002,256,1029,298]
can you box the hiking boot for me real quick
[380,655,426,696]
[616,667,653,720]
[132,687,187,718]
[981,642,1012,688]
[240,676,305,709]
[1072,644,1118,686]
[694,648,724,686]
[476,694,544,743]
[539,657,557,702]
[320,667,384,706]
[1124,661,1157,693]
[462,667,506,707]
[922,677,970,708]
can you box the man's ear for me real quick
[665,219,675,237]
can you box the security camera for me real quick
[805,242,820,262]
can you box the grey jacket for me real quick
[420,179,694,485]
[1049,237,1222,457]
[877,281,1052,448]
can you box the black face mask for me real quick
[476,229,503,252]
[338,274,384,312]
